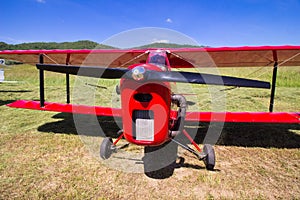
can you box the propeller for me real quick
[36,64,270,89]
[36,64,128,79]
[139,70,270,88]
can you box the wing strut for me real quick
[66,53,71,104]
[39,53,71,108]
[269,50,278,112]
[39,54,45,107]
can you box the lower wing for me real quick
[7,100,122,118]
[7,100,299,123]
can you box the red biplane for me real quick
[1,46,299,171]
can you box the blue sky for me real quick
[2,0,300,47]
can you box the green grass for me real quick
[0,64,299,199]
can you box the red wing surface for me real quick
[0,49,148,68]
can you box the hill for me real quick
[0,40,115,50]
[0,41,206,51]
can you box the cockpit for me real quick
[148,52,168,71]
[149,54,166,66]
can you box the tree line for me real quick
[0,40,203,50]
[0,40,114,50]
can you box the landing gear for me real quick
[170,94,215,170]
[202,144,215,170]
[100,130,125,160]
[171,130,216,171]
[99,129,216,171]
[100,137,114,159]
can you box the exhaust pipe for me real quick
[170,94,187,137]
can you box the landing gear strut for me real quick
[171,138,216,171]
[170,94,216,170]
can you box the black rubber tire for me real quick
[100,137,113,160]
[203,144,215,171]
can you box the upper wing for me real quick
[1,45,300,68]
[0,49,148,68]
[168,45,300,68]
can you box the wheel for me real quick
[202,144,215,171]
[100,137,113,160]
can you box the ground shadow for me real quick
[184,122,300,148]
[0,100,17,106]
[143,141,179,179]
[0,90,32,93]
[38,113,208,179]
[37,113,300,179]
[38,113,122,137]
[38,113,300,148]
[143,155,213,179]
[37,113,78,134]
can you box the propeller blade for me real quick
[125,70,271,89]
[36,64,128,79]
[37,64,270,89]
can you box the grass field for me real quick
[0,64,299,199]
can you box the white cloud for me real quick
[36,0,46,3]
[166,18,173,23]
[151,39,170,44]
[0,36,31,44]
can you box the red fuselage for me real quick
[120,50,173,146]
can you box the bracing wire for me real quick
[169,51,300,112]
